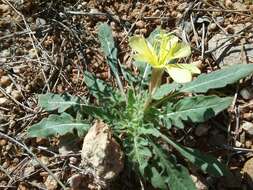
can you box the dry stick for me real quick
[0,30,35,41]
[201,23,205,59]
[205,23,253,54]
[192,8,251,15]
[3,0,51,92]
[190,14,200,47]
[209,14,228,35]
[0,164,13,181]
[0,132,67,190]
[5,158,29,189]
[0,86,35,113]
[120,5,147,45]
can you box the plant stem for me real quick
[144,68,164,110]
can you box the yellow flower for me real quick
[129,32,200,83]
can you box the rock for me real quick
[23,165,35,177]
[191,175,208,190]
[240,87,253,100]
[81,120,124,187]
[243,157,253,188]
[242,121,253,135]
[0,49,11,57]
[39,156,49,165]
[245,140,252,149]
[28,48,38,59]
[208,26,253,67]
[177,2,188,12]
[135,20,145,28]
[235,140,242,147]
[208,23,217,31]
[68,174,87,190]
[216,16,225,25]
[35,18,46,26]
[0,97,8,105]
[0,75,11,87]
[11,90,22,100]
[69,157,78,165]
[44,173,60,190]
[0,4,9,13]
[233,2,247,11]
[0,139,7,146]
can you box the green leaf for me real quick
[38,93,80,113]
[28,113,90,137]
[150,142,196,190]
[160,134,231,177]
[81,105,112,121]
[181,64,253,93]
[162,96,233,128]
[152,83,181,100]
[83,71,113,99]
[129,136,152,176]
[98,23,124,94]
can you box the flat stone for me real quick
[208,24,253,67]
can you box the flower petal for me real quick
[169,42,191,59]
[158,34,179,65]
[176,64,201,74]
[129,36,158,66]
[165,65,192,83]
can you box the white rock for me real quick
[44,173,59,190]
[208,26,253,67]
[242,121,253,135]
[81,120,124,186]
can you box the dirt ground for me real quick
[1,0,253,189]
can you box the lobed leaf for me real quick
[38,93,80,113]
[150,142,197,190]
[129,136,152,176]
[180,64,253,93]
[28,113,90,137]
[83,71,114,100]
[152,83,181,100]
[162,95,233,128]
[160,134,231,177]
[98,23,124,94]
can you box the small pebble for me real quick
[69,157,78,165]
[35,18,46,26]
[0,75,11,87]
[240,87,253,100]
[0,49,11,57]
[135,20,145,28]
[5,143,12,151]
[0,97,8,105]
[208,23,217,31]
[0,139,7,146]
[235,141,242,147]
[11,90,22,100]
[245,140,252,149]
[28,48,38,59]
[242,121,253,135]
[177,2,188,12]
[0,4,9,13]
[216,16,225,25]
